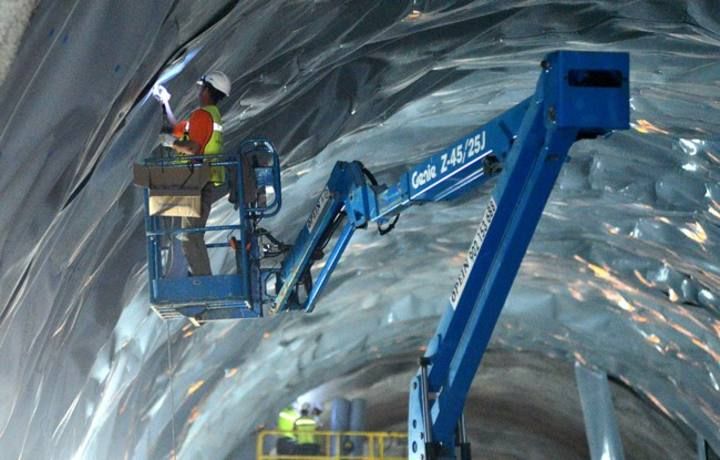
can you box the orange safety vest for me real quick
[175,105,225,185]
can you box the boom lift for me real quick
[141,139,282,321]
[139,50,629,459]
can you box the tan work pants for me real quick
[179,182,227,276]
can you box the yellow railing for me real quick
[256,430,407,460]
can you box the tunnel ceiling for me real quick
[0,1,718,459]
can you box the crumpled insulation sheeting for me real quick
[0,0,718,459]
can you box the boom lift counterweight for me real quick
[138,50,629,459]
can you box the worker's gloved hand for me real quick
[159,133,176,147]
[151,84,171,104]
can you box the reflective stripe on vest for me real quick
[294,416,317,444]
[183,121,223,135]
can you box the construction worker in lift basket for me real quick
[294,404,320,457]
[276,404,299,455]
[155,71,231,276]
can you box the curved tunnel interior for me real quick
[284,351,695,460]
[0,1,718,459]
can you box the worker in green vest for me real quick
[276,405,299,455]
[157,70,231,276]
[294,405,320,456]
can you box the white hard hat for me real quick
[197,70,231,97]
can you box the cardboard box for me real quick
[149,189,203,217]
[133,163,210,189]
[134,163,211,217]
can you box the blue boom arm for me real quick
[408,51,629,459]
[271,93,529,315]
[272,51,629,459]
[273,54,628,315]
